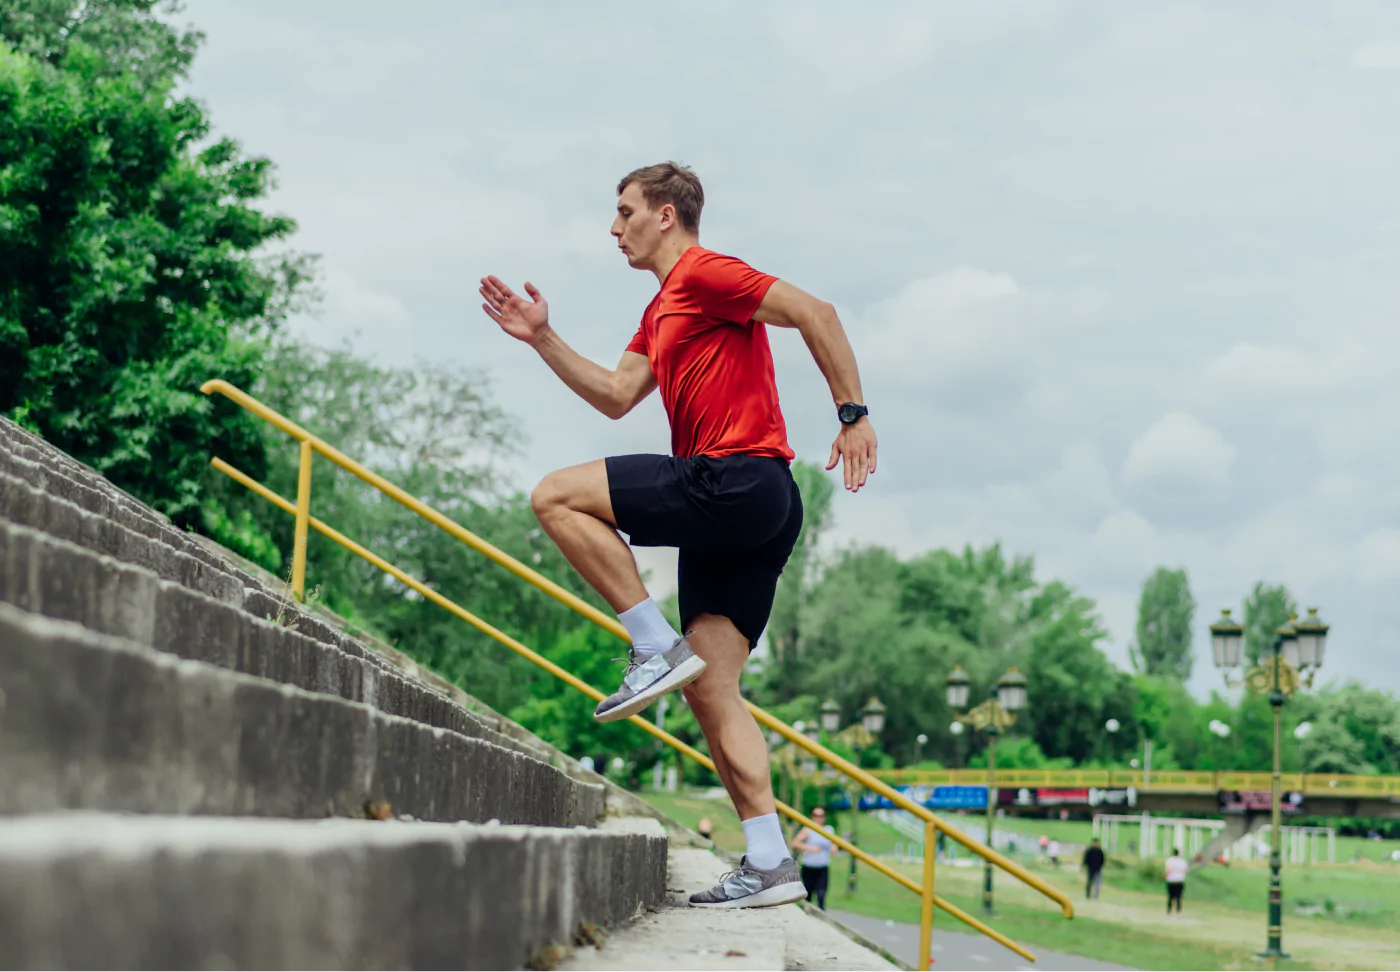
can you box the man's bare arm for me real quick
[535,334,657,420]
[755,280,878,492]
[480,275,656,420]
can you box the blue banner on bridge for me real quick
[828,784,989,811]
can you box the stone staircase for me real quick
[0,416,901,969]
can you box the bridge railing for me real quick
[876,768,1400,798]
[202,378,1075,970]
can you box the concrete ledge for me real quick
[0,423,608,824]
[0,469,249,606]
[0,519,598,778]
[0,603,601,826]
[0,813,668,970]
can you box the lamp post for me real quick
[915,733,928,765]
[946,665,1027,915]
[1211,606,1329,960]
[827,696,885,893]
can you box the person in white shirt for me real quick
[1164,848,1188,914]
[790,807,836,910]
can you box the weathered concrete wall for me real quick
[0,602,601,826]
[0,516,607,822]
[0,813,668,970]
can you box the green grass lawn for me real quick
[829,867,1300,972]
[831,854,1400,971]
[640,789,1400,970]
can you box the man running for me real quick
[480,161,877,909]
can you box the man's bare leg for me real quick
[530,459,648,612]
[682,613,776,820]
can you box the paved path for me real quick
[829,911,1133,972]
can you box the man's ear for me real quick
[659,203,677,231]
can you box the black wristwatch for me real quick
[837,403,869,425]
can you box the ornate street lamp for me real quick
[945,665,971,710]
[1210,609,1244,670]
[996,668,1027,713]
[946,666,1027,915]
[842,697,885,892]
[1210,603,1329,959]
[1294,609,1329,671]
[862,697,887,736]
[820,698,842,733]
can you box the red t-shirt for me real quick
[626,247,794,460]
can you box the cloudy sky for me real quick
[178,1,1400,697]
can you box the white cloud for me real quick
[1357,528,1400,584]
[854,268,1023,383]
[1204,344,1330,392]
[1352,40,1400,70]
[290,265,414,359]
[1087,511,1160,576]
[1121,413,1237,487]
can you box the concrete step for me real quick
[0,423,267,591]
[0,602,599,826]
[0,423,602,783]
[561,846,900,972]
[0,812,668,970]
[0,517,588,784]
[563,848,788,971]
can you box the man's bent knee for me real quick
[684,676,741,720]
[530,471,568,521]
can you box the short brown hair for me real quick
[617,161,704,233]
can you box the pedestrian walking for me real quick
[697,816,714,841]
[1082,838,1105,899]
[482,162,877,910]
[1048,838,1061,868]
[791,807,835,910]
[1164,847,1187,914]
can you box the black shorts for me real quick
[606,453,803,649]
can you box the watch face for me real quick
[839,403,863,423]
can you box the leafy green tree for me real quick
[246,337,624,713]
[763,459,835,701]
[1242,581,1296,667]
[1021,582,1133,765]
[0,0,313,531]
[1130,567,1196,681]
[965,735,1070,771]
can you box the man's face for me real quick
[611,183,667,269]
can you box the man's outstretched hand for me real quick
[481,276,549,345]
[827,417,878,492]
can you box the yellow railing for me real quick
[877,769,1400,798]
[202,378,1074,968]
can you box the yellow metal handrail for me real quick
[202,378,1075,967]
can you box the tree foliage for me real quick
[1130,566,1196,681]
[752,540,1131,769]
[1242,581,1297,667]
[0,0,313,528]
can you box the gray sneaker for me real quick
[689,856,806,909]
[593,634,707,723]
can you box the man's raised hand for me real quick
[481,276,549,345]
[826,417,878,493]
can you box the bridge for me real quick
[873,768,1400,819]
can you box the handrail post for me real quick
[919,818,937,971]
[292,439,313,601]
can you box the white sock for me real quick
[742,812,787,870]
[618,597,681,658]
